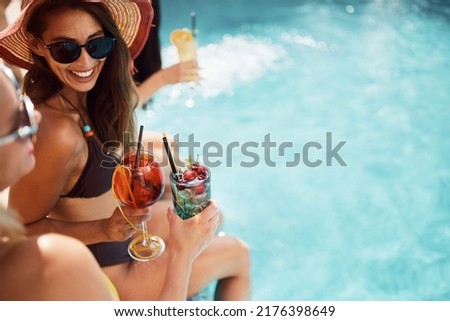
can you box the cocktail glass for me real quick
[112,150,166,261]
[170,29,198,108]
[171,28,197,65]
[170,157,211,220]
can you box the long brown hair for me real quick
[23,1,138,143]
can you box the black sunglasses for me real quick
[41,36,116,64]
[0,65,38,147]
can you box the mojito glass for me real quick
[170,159,211,220]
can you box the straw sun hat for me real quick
[0,0,154,70]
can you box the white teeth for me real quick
[72,69,94,78]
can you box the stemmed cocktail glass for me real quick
[112,127,166,261]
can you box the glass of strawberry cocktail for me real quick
[169,157,211,220]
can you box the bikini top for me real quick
[64,133,117,198]
[60,101,118,198]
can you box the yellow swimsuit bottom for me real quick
[103,273,120,300]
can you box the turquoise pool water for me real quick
[137,0,450,300]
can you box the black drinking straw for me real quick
[134,125,144,169]
[162,133,177,175]
[191,11,197,39]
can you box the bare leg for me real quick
[105,235,250,300]
[188,236,251,300]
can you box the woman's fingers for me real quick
[198,200,219,222]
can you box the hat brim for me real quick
[0,0,153,70]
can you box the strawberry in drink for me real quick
[170,156,211,220]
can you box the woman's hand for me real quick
[161,60,199,84]
[166,200,220,262]
[103,206,152,241]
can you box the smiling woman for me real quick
[0,0,250,301]
[0,63,118,301]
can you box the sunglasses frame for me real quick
[0,65,38,147]
[41,36,116,64]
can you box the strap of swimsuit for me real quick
[60,93,94,138]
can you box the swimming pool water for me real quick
[137,0,450,300]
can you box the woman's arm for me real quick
[8,107,149,243]
[9,109,83,224]
[0,234,117,300]
[136,60,199,104]
[38,233,118,300]
[158,202,219,300]
[24,205,151,244]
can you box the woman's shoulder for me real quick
[0,234,115,300]
[37,101,82,138]
[35,100,86,157]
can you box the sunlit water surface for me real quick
[136,0,450,300]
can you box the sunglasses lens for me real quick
[87,37,115,59]
[46,37,115,63]
[50,42,81,64]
